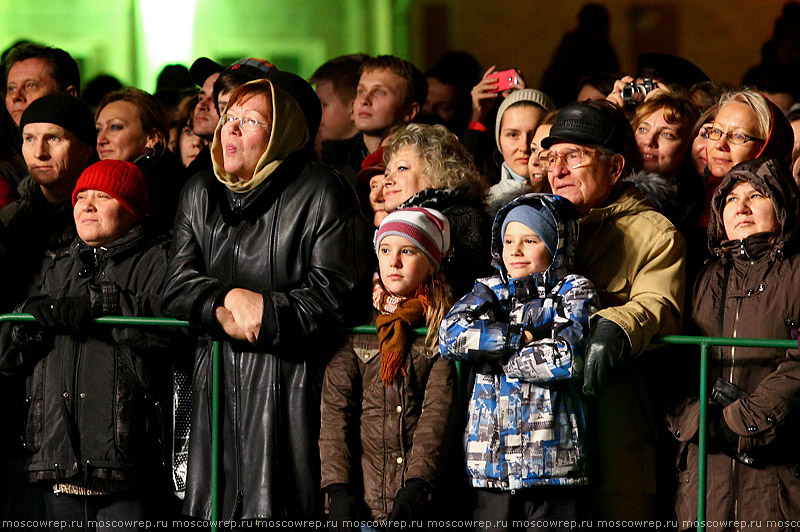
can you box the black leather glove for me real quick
[23,296,93,333]
[326,484,359,532]
[52,296,94,333]
[388,478,430,529]
[706,403,740,455]
[583,318,630,396]
[23,298,60,330]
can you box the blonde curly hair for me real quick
[383,123,487,200]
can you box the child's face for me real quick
[502,222,553,278]
[354,68,414,135]
[316,81,356,142]
[378,235,433,297]
[499,105,545,178]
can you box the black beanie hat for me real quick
[19,93,96,148]
[264,70,321,144]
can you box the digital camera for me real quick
[620,78,656,105]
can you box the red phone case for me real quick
[489,69,519,93]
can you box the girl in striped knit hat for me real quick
[320,207,457,530]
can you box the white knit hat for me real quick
[374,208,451,271]
[495,88,556,150]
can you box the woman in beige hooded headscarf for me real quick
[163,73,371,522]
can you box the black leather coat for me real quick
[162,153,370,520]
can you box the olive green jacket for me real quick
[574,182,686,519]
[575,182,686,354]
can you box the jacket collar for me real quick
[718,232,780,262]
[72,222,153,270]
[580,182,649,225]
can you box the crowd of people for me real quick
[1,7,800,531]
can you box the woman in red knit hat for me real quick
[0,159,179,527]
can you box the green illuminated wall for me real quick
[1,0,402,91]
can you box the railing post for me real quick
[211,340,221,531]
[697,342,708,532]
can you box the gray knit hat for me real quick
[19,93,96,148]
[495,89,555,150]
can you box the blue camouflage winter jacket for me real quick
[439,194,600,489]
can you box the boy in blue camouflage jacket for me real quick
[439,193,600,527]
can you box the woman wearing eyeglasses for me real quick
[699,90,793,227]
[162,75,370,522]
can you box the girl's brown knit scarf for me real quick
[372,272,431,386]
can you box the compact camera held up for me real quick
[620,78,656,106]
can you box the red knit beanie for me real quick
[72,160,149,221]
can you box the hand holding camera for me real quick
[606,75,660,112]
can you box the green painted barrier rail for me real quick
[2,314,794,532]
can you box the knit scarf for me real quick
[372,272,431,386]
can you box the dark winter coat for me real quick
[667,158,800,531]
[134,151,188,234]
[0,224,174,488]
[0,175,77,311]
[320,323,457,520]
[162,73,371,520]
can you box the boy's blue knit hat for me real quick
[501,204,558,254]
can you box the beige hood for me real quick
[211,79,309,193]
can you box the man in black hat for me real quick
[184,57,223,174]
[540,99,686,520]
[0,93,96,309]
[188,57,223,142]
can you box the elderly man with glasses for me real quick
[540,99,686,521]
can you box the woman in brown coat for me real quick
[667,157,800,531]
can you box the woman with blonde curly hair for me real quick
[382,123,491,295]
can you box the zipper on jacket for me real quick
[728,260,752,386]
[232,223,246,286]
[727,259,752,529]
[71,339,82,441]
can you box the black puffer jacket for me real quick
[162,72,371,520]
[0,224,174,487]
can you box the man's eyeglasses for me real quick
[706,127,763,146]
[537,147,602,171]
[221,114,270,132]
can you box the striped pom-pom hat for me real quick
[374,207,451,271]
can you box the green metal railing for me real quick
[0,314,223,530]
[2,314,794,532]
[655,335,796,532]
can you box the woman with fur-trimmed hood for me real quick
[667,157,800,530]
